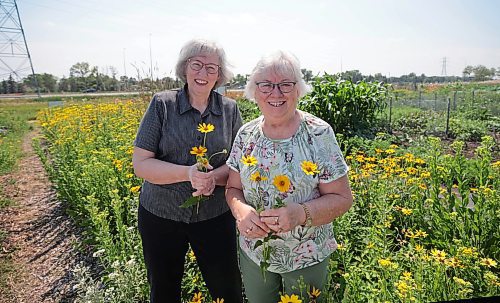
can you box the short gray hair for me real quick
[175,39,233,88]
[244,50,311,101]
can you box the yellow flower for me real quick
[190,146,208,157]
[241,155,258,166]
[212,299,224,303]
[198,157,209,168]
[492,161,500,168]
[126,173,135,178]
[279,294,302,303]
[402,271,412,280]
[197,123,215,133]
[301,160,320,175]
[130,186,141,193]
[431,249,447,261]
[190,292,203,303]
[401,208,413,216]
[378,258,393,267]
[273,175,291,193]
[453,277,471,287]
[308,286,321,299]
[385,149,396,154]
[480,258,497,268]
[250,171,268,182]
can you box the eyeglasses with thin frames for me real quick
[255,81,297,94]
[188,59,220,74]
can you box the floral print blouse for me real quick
[227,111,349,273]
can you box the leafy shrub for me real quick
[236,98,260,123]
[448,118,488,141]
[298,74,388,136]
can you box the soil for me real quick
[0,129,89,303]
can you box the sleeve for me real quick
[316,126,349,183]
[133,94,163,154]
[226,126,244,173]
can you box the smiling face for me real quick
[185,53,220,98]
[254,70,299,123]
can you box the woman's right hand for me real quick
[188,163,215,196]
[234,203,270,239]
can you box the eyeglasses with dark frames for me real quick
[255,81,297,94]
[188,59,220,74]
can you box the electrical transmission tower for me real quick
[0,0,39,94]
[441,57,447,77]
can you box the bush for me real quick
[236,98,260,123]
[298,74,388,136]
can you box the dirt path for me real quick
[0,129,84,302]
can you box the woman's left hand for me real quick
[260,203,305,233]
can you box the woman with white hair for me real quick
[226,51,353,302]
[133,39,243,303]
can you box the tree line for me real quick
[1,62,498,94]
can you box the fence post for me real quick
[418,91,422,109]
[434,92,437,111]
[445,97,451,138]
[453,91,457,110]
[472,90,475,103]
[388,96,393,134]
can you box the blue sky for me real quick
[15,0,500,79]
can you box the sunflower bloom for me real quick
[279,294,302,303]
[250,171,268,182]
[301,160,320,175]
[308,286,321,299]
[197,123,215,133]
[130,186,141,193]
[241,155,258,166]
[190,146,208,157]
[480,258,497,268]
[273,175,291,192]
[190,292,203,303]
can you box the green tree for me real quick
[472,65,494,81]
[70,62,91,90]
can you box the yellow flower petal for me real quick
[190,146,207,157]
[273,175,291,193]
[197,123,215,133]
[241,155,258,166]
[301,160,320,175]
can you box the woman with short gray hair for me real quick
[226,51,353,302]
[133,39,243,303]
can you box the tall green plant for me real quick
[298,74,388,136]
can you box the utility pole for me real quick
[123,48,127,90]
[0,0,39,96]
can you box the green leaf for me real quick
[179,196,205,208]
[254,240,263,249]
